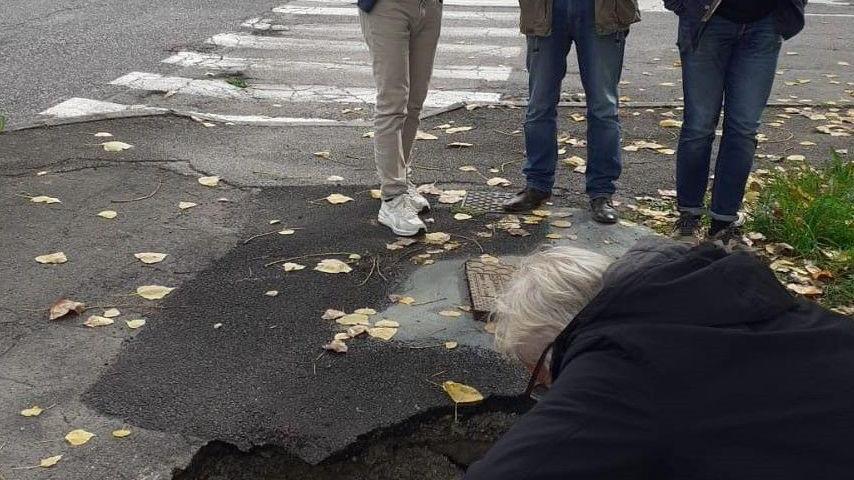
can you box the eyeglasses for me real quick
[524,342,553,402]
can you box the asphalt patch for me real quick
[83,185,534,464]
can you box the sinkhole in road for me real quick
[173,398,530,480]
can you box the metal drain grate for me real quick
[460,190,515,215]
[465,260,517,322]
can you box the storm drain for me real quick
[459,190,515,215]
[465,260,517,322]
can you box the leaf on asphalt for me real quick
[49,299,85,320]
[282,262,306,272]
[326,175,344,182]
[389,294,416,305]
[374,319,400,328]
[65,429,95,446]
[94,132,113,137]
[486,177,511,187]
[315,258,352,274]
[362,131,375,138]
[442,381,484,404]
[562,156,586,168]
[370,189,382,199]
[336,313,370,326]
[349,253,362,260]
[112,429,132,438]
[447,142,474,149]
[213,323,223,329]
[424,232,451,245]
[545,233,563,239]
[322,309,346,320]
[31,196,61,204]
[35,252,67,264]
[278,229,296,235]
[101,141,133,152]
[97,210,118,219]
[417,183,443,196]
[573,165,587,174]
[569,113,586,122]
[657,148,676,155]
[439,310,462,318]
[136,285,175,300]
[20,406,44,417]
[438,190,466,204]
[659,119,683,128]
[415,130,438,140]
[125,319,146,329]
[323,339,348,353]
[479,254,500,265]
[786,154,806,161]
[313,151,331,159]
[445,341,458,350]
[458,165,478,172]
[787,283,823,297]
[507,228,531,237]
[103,308,121,318]
[347,325,369,337]
[453,213,472,221]
[551,220,572,228]
[39,455,62,468]
[368,327,398,341]
[445,126,473,134]
[178,201,198,210]
[198,176,220,187]
[334,332,350,341]
[354,308,377,316]
[134,252,168,264]
[265,290,279,297]
[84,315,114,327]
[325,193,354,204]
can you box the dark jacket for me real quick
[466,240,854,479]
[665,0,807,51]
[521,0,641,36]
[357,0,376,12]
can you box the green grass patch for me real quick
[750,153,853,308]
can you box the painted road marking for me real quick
[110,72,501,108]
[163,52,513,82]
[272,5,519,20]
[206,33,522,58]
[241,20,522,39]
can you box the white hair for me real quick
[494,247,612,370]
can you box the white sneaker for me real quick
[407,186,431,214]
[378,195,427,237]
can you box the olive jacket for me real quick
[520,0,641,36]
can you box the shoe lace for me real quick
[675,215,700,235]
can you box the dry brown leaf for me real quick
[545,233,563,240]
[374,319,400,328]
[787,283,823,296]
[442,381,484,404]
[313,151,331,159]
[315,258,352,274]
[323,339,348,353]
[103,308,121,318]
[486,177,511,187]
[178,201,198,210]
[480,254,500,265]
[424,232,451,245]
[347,325,369,337]
[282,262,306,272]
[453,213,472,221]
[97,210,118,219]
[507,228,531,237]
[354,308,377,316]
[439,310,462,318]
[415,130,438,140]
[39,455,62,468]
[659,119,683,128]
[134,252,168,264]
[35,252,67,264]
[65,429,95,446]
[49,299,85,320]
[445,126,474,134]
[112,429,132,438]
[84,315,114,327]
[31,195,61,204]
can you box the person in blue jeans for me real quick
[667,0,807,243]
[503,0,639,224]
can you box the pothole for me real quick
[173,399,530,480]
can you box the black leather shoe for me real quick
[590,196,619,224]
[502,188,551,213]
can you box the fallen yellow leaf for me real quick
[659,119,683,128]
[442,381,484,404]
[39,455,62,468]
[31,195,61,204]
[336,313,370,326]
[444,341,458,350]
[102,308,120,318]
[551,220,572,228]
[453,213,472,221]
[439,310,462,318]
[354,308,377,315]
[178,201,198,210]
[65,429,95,446]
[125,319,146,329]
[35,252,67,264]
[101,141,133,152]
[368,326,398,341]
[21,406,44,417]
[136,285,175,300]
[486,177,511,187]
[374,319,400,328]
[445,126,473,134]
[84,315,114,327]
[321,309,346,320]
[97,210,118,219]
[424,232,451,245]
[315,258,352,274]
[325,193,354,205]
[323,339,348,353]
[112,429,132,438]
[198,176,220,187]
[134,252,168,264]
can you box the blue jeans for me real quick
[676,15,782,221]
[523,0,626,198]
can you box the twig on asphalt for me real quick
[410,297,447,307]
[243,230,293,245]
[407,343,444,350]
[431,370,448,377]
[111,179,163,203]
[450,233,485,253]
[493,129,520,136]
[264,252,359,268]
[358,257,378,286]
[499,159,521,173]
[412,164,450,172]
[313,351,326,375]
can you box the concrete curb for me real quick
[4,99,848,133]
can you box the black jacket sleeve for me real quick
[465,348,659,479]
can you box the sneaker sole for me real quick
[377,213,425,237]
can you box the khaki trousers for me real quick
[359,0,442,200]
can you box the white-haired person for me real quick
[465,238,854,479]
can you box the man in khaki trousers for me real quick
[359,0,442,236]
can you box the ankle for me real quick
[709,219,732,236]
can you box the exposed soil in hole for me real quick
[174,401,530,480]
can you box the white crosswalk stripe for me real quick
[41,0,526,121]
